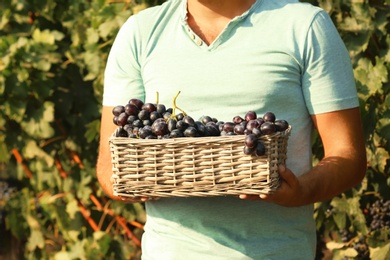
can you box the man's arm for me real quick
[96,106,120,200]
[241,107,367,206]
[96,105,146,203]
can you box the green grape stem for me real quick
[170,91,187,121]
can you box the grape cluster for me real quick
[0,181,17,223]
[112,98,289,156]
[338,230,369,259]
[368,199,390,231]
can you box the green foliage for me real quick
[0,0,389,259]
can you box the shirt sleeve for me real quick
[302,10,359,115]
[102,16,145,106]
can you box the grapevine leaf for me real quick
[4,97,26,122]
[369,147,389,173]
[21,101,55,138]
[0,137,9,163]
[377,118,390,143]
[98,19,118,39]
[86,27,99,44]
[27,229,45,251]
[370,243,390,260]
[94,231,112,256]
[54,252,72,260]
[326,241,345,250]
[24,140,54,166]
[68,230,81,242]
[85,119,100,143]
[68,239,87,259]
[354,57,387,95]
[66,199,79,220]
[331,197,349,229]
[343,248,358,257]
[26,215,45,251]
[32,29,56,45]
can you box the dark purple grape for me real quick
[150,111,162,122]
[263,112,276,123]
[167,118,177,132]
[163,112,172,120]
[246,120,259,131]
[240,121,248,129]
[176,113,185,121]
[243,145,256,155]
[129,98,144,110]
[274,120,289,132]
[145,135,157,139]
[232,115,244,124]
[166,108,173,114]
[205,123,220,136]
[255,142,266,156]
[142,103,156,113]
[124,103,139,116]
[245,134,258,148]
[176,120,189,131]
[113,116,118,125]
[112,105,125,116]
[218,123,224,132]
[183,115,195,126]
[156,104,166,114]
[127,115,137,125]
[260,122,276,135]
[139,127,154,139]
[184,126,199,137]
[200,115,213,125]
[223,122,235,133]
[195,121,207,136]
[170,129,184,138]
[133,119,143,128]
[252,127,262,137]
[220,131,228,136]
[256,118,265,127]
[117,112,129,127]
[245,111,257,122]
[244,129,252,135]
[116,128,128,137]
[143,119,152,126]
[123,124,133,132]
[151,120,168,136]
[234,124,245,135]
[138,110,150,121]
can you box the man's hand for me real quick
[239,165,304,207]
[239,108,366,207]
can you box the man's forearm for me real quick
[298,153,366,206]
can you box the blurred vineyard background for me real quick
[0,0,389,259]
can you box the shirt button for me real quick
[196,39,203,46]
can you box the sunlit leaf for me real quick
[343,247,358,257]
[370,243,390,260]
[66,199,79,219]
[327,241,345,250]
[32,29,56,45]
[21,101,55,138]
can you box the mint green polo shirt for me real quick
[103,0,359,259]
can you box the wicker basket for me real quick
[109,126,291,198]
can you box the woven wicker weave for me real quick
[109,126,291,198]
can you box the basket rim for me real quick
[109,125,292,144]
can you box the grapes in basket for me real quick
[112,94,289,157]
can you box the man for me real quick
[97,0,366,258]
